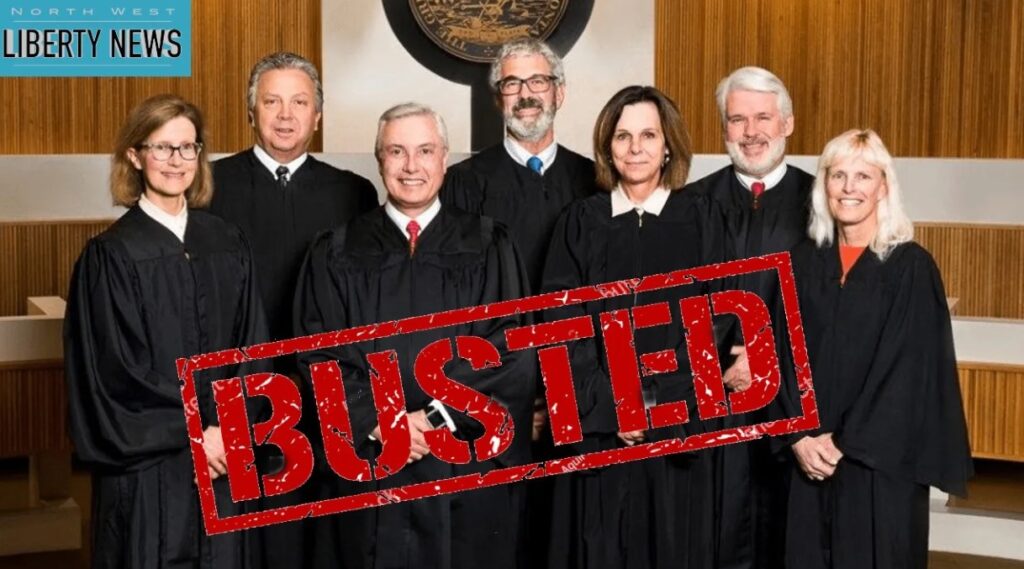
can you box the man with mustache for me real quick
[442,38,595,295]
[441,38,595,567]
[685,66,813,569]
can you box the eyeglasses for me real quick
[495,74,559,95]
[138,142,203,161]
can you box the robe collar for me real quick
[611,184,671,217]
[252,144,309,180]
[503,136,558,174]
[734,160,788,192]
[138,193,188,242]
[384,198,441,241]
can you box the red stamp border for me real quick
[177,252,817,535]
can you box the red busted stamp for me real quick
[176,252,818,535]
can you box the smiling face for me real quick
[724,89,794,178]
[610,101,666,195]
[127,115,198,208]
[251,68,321,163]
[826,154,888,243]
[378,114,448,217]
[498,52,564,144]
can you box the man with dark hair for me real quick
[685,66,814,569]
[208,51,378,569]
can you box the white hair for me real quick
[488,38,565,88]
[374,102,449,158]
[808,129,914,259]
[715,66,793,125]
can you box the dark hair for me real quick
[593,85,693,191]
[110,94,212,208]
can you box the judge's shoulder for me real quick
[212,149,377,192]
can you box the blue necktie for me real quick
[527,156,543,174]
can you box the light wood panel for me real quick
[0,362,69,458]
[958,362,1024,463]
[0,0,321,154]
[0,221,111,318]
[1,220,1021,320]
[916,223,1024,320]
[655,0,1024,158]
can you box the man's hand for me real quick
[617,430,646,446]
[532,397,547,442]
[202,425,228,481]
[723,345,752,392]
[370,410,433,464]
[791,433,843,481]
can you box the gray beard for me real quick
[726,137,787,178]
[505,107,556,143]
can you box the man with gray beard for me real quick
[685,66,813,569]
[441,38,595,568]
[442,38,595,294]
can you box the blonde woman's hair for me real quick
[808,129,913,259]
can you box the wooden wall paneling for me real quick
[959,0,1024,158]
[0,363,70,458]
[916,223,1024,320]
[655,0,1024,158]
[0,221,111,318]
[0,0,322,155]
[958,362,1024,462]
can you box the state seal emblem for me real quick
[409,0,569,63]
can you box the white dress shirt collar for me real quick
[503,136,558,174]
[735,161,788,192]
[253,144,309,180]
[610,185,672,217]
[385,198,442,240]
[138,193,188,242]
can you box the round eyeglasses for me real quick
[138,142,203,161]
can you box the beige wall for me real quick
[321,1,655,155]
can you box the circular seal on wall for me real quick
[409,0,569,63]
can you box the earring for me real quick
[663,150,670,165]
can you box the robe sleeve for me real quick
[539,204,620,441]
[64,238,189,470]
[835,248,973,496]
[440,220,536,460]
[648,192,737,441]
[292,229,380,457]
[222,229,272,424]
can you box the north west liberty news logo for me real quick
[1,2,190,76]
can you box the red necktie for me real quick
[407,220,421,256]
[751,181,766,210]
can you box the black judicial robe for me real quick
[539,190,726,569]
[294,206,535,569]
[685,163,814,569]
[64,207,267,569]
[210,151,377,569]
[210,149,379,342]
[774,240,973,569]
[442,144,596,292]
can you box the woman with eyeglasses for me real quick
[64,94,267,568]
